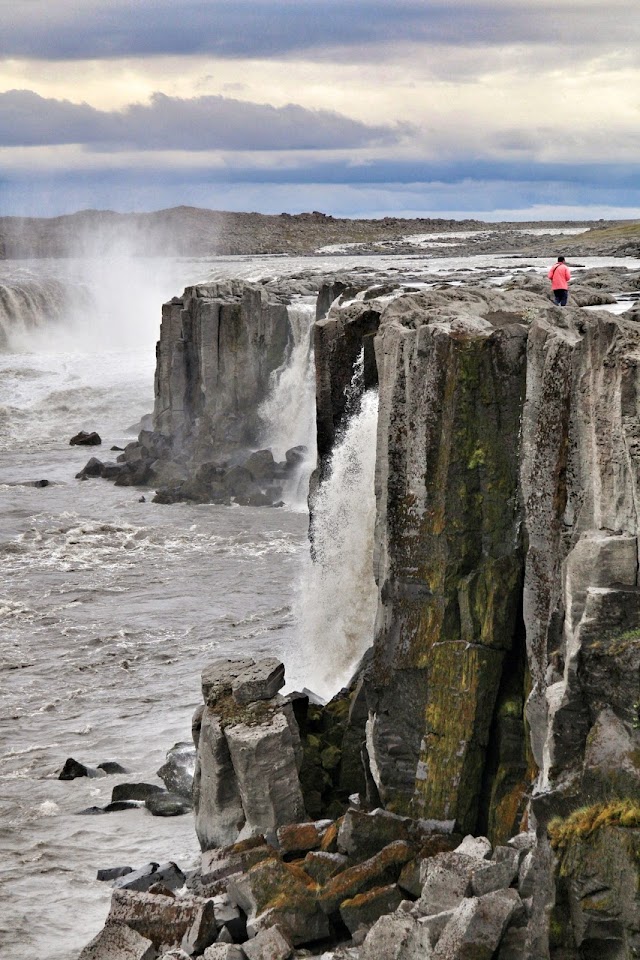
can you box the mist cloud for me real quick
[0,90,404,150]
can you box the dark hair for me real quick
[557,255,565,262]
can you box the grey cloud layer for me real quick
[0,90,403,150]
[1,0,634,59]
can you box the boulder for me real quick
[276,820,332,857]
[202,945,245,960]
[157,742,196,799]
[112,783,166,803]
[224,466,260,499]
[454,836,492,861]
[242,925,293,960]
[432,888,522,959]
[417,853,478,916]
[105,800,144,812]
[97,866,134,882]
[77,923,157,960]
[98,761,129,775]
[318,841,414,915]
[113,862,185,894]
[58,757,100,780]
[243,450,277,483]
[181,899,218,955]
[301,851,349,884]
[107,888,203,949]
[145,793,192,817]
[76,456,104,478]
[201,659,257,707]
[337,809,412,859]
[228,857,329,945]
[360,912,432,960]
[339,883,405,936]
[232,659,286,704]
[70,430,102,445]
[469,858,518,897]
[284,446,307,466]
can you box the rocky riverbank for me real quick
[76,266,640,959]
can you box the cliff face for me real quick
[154,280,290,458]
[315,283,640,954]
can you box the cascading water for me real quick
[0,276,93,353]
[292,352,379,699]
[258,300,317,508]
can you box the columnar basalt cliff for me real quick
[154,281,290,457]
[77,280,316,505]
[79,273,640,960]
[313,282,640,957]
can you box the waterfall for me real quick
[293,365,380,699]
[0,277,93,353]
[258,301,317,508]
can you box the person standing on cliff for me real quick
[548,255,571,306]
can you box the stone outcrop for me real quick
[193,658,305,848]
[313,278,640,956]
[76,281,308,505]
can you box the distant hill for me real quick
[0,206,636,259]
[0,206,483,259]
[567,220,640,257]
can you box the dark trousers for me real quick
[553,289,568,306]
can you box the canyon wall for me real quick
[315,282,640,956]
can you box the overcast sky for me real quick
[1,0,638,219]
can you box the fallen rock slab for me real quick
[202,945,245,960]
[242,925,293,960]
[113,862,185,894]
[228,857,329,945]
[78,922,157,960]
[108,888,203,949]
[232,659,286,704]
[339,883,404,936]
[360,912,432,960]
[181,899,218,955]
[432,888,522,959]
[318,841,414,915]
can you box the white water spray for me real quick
[258,301,317,508]
[292,370,379,699]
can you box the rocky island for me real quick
[76,261,640,960]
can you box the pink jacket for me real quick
[548,262,571,290]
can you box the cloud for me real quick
[2,1,637,61]
[0,89,405,150]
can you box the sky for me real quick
[0,0,639,220]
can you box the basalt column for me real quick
[365,292,529,834]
